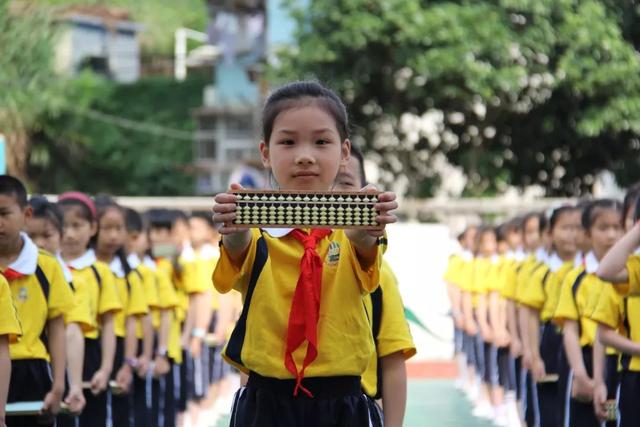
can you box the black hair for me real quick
[190,211,215,229]
[0,175,28,208]
[474,225,497,252]
[29,196,64,234]
[495,224,507,242]
[146,209,173,231]
[262,81,349,142]
[549,205,579,231]
[125,207,144,233]
[94,199,131,276]
[581,199,622,230]
[505,216,522,233]
[349,144,367,186]
[623,182,640,222]
[522,211,546,234]
[169,209,188,226]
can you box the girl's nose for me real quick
[295,151,315,165]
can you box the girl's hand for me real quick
[572,373,594,402]
[212,183,250,236]
[115,365,132,393]
[370,187,398,238]
[42,388,63,416]
[532,357,547,382]
[64,385,86,415]
[90,369,109,395]
[345,185,397,245]
[592,381,608,420]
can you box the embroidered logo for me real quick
[326,241,341,266]
[18,286,27,302]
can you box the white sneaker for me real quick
[506,400,522,427]
[494,412,509,427]
[472,401,493,419]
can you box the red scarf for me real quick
[2,268,25,281]
[285,228,331,397]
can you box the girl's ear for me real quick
[340,139,351,166]
[259,141,271,169]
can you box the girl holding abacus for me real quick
[212,81,398,426]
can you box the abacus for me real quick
[605,400,617,421]
[231,190,382,229]
[6,401,70,416]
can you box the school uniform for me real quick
[454,251,477,371]
[521,253,574,427]
[127,254,161,427]
[361,260,417,425]
[135,255,178,427]
[215,228,382,427]
[0,274,21,340]
[55,255,99,427]
[154,256,188,415]
[500,250,525,399]
[5,233,75,427]
[110,256,150,427]
[444,253,465,355]
[473,256,498,387]
[179,244,218,403]
[62,250,122,427]
[514,249,548,427]
[554,252,609,427]
[590,254,640,427]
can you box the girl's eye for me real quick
[279,139,294,145]
[316,139,329,145]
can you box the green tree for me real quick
[29,74,205,195]
[275,0,640,196]
[0,1,63,181]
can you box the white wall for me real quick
[384,223,456,361]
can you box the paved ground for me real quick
[212,379,491,427]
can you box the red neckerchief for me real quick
[2,268,25,281]
[285,228,331,397]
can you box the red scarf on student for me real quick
[2,268,24,281]
[285,228,331,397]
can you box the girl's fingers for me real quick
[213,212,236,224]
[229,182,245,191]
[214,193,238,204]
[213,203,237,214]
[375,201,398,212]
[376,213,397,224]
[377,191,396,202]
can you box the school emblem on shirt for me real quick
[326,242,341,266]
[18,286,27,302]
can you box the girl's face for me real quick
[61,207,96,259]
[463,227,477,251]
[506,228,522,250]
[551,210,580,258]
[523,217,541,251]
[260,105,350,191]
[128,231,148,257]
[96,207,126,258]
[478,232,497,257]
[589,209,623,259]
[27,218,61,254]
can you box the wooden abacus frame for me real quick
[231,189,382,230]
